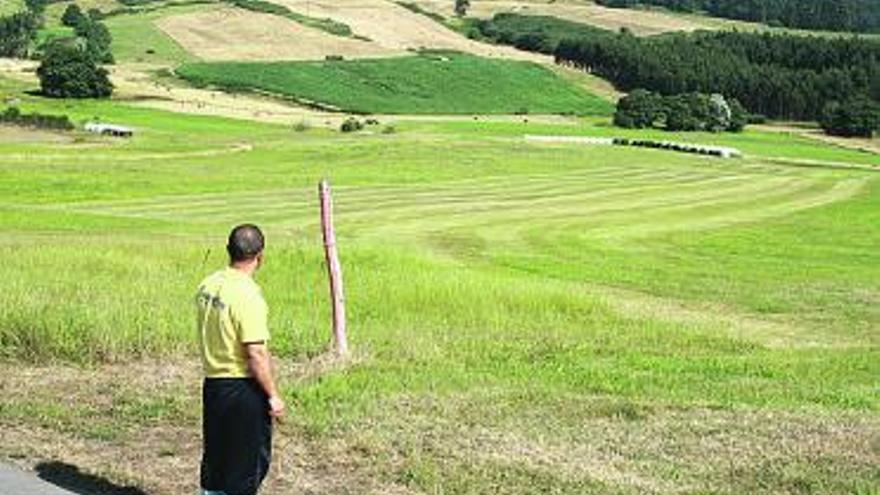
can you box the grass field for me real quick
[103,2,208,64]
[176,52,613,115]
[0,71,878,494]
[0,0,24,15]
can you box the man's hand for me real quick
[268,395,285,418]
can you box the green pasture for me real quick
[0,78,878,493]
[102,2,208,64]
[176,52,614,115]
[0,0,24,15]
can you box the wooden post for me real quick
[319,179,348,355]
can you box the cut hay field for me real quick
[261,0,548,62]
[0,74,879,494]
[413,0,748,35]
[176,52,613,115]
[155,5,394,62]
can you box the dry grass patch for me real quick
[0,359,412,495]
[4,360,877,495]
[156,6,394,61]
[372,392,880,494]
[0,125,74,144]
[267,0,548,62]
[415,0,718,35]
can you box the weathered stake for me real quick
[319,179,348,355]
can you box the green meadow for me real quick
[177,52,614,115]
[0,65,878,493]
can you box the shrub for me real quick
[292,120,310,132]
[61,4,87,28]
[0,107,75,130]
[340,117,363,133]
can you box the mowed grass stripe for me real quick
[53,164,663,212]
[56,165,703,216]
[576,179,861,239]
[73,171,765,224]
[358,176,815,240]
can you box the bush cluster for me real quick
[59,3,114,63]
[614,90,748,132]
[0,0,55,57]
[819,98,880,138]
[0,107,75,130]
[340,117,364,133]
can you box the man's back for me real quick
[196,267,269,378]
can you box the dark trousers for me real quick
[201,378,272,495]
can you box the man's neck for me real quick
[230,261,257,277]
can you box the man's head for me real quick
[227,224,264,268]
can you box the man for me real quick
[196,224,285,495]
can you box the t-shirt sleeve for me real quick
[234,291,270,344]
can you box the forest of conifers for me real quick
[595,0,880,33]
[477,14,880,121]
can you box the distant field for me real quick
[177,52,613,115]
[157,5,393,61]
[414,0,736,35]
[265,0,547,62]
[103,2,213,64]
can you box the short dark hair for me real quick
[227,224,264,262]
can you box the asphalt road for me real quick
[0,463,78,495]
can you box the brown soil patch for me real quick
[155,6,394,61]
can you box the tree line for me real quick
[477,14,880,121]
[553,29,879,122]
[595,0,880,33]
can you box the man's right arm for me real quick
[246,342,285,418]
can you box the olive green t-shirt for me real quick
[195,267,269,378]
